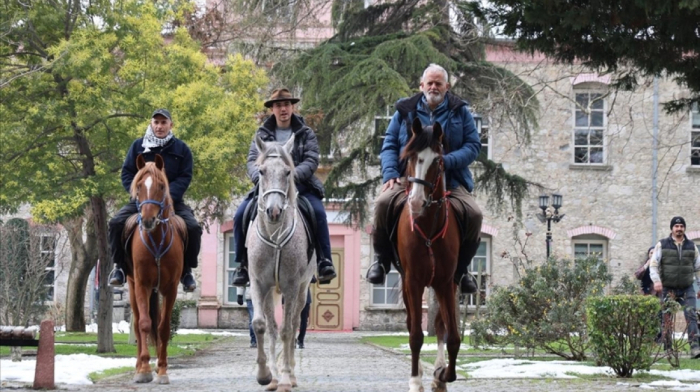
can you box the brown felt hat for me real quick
[264,88,300,108]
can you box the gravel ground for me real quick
[1,331,664,391]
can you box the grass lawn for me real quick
[0,331,230,358]
[364,335,700,382]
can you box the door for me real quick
[310,248,343,330]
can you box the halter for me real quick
[136,192,174,292]
[406,154,450,287]
[255,152,297,292]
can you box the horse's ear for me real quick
[254,135,266,154]
[136,154,146,170]
[282,133,295,155]
[432,122,443,144]
[154,154,165,170]
[411,117,423,138]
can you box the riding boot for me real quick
[317,257,337,284]
[232,253,249,287]
[454,238,480,294]
[367,227,393,285]
[108,264,126,287]
[180,266,196,292]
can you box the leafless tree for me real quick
[0,218,65,327]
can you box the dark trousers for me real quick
[234,191,331,265]
[108,201,202,271]
[297,289,311,343]
[661,286,700,349]
[246,299,256,344]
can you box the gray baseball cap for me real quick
[151,108,172,120]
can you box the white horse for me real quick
[246,135,315,392]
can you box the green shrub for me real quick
[611,275,641,295]
[471,257,611,360]
[169,300,196,344]
[587,295,661,377]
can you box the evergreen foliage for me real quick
[587,295,661,377]
[471,257,612,360]
[473,0,700,112]
[275,1,540,224]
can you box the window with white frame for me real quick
[40,235,56,302]
[479,117,491,160]
[262,0,293,20]
[692,103,700,166]
[224,233,242,305]
[373,116,391,158]
[371,270,401,307]
[572,235,607,262]
[461,238,490,306]
[573,92,606,164]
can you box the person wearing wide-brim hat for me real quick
[649,216,700,358]
[231,88,337,286]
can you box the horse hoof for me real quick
[264,379,278,391]
[156,375,170,384]
[290,376,298,387]
[257,372,273,386]
[277,383,293,392]
[431,379,447,392]
[133,372,153,383]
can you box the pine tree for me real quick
[273,0,541,224]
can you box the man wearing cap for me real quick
[231,88,337,286]
[107,109,202,292]
[650,216,700,357]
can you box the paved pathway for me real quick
[6,332,649,391]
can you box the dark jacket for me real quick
[246,113,325,198]
[659,235,698,289]
[121,137,193,204]
[380,91,481,191]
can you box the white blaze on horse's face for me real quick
[144,176,153,199]
[408,148,439,216]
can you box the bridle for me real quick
[406,152,450,287]
[136,185,173,292]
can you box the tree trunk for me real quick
[92,196,115,353]
[63,212,99,332]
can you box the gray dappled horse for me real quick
[246,135,315,392]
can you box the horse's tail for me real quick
[149,290,159,346]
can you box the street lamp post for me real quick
[537,193,565,259]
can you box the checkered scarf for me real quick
[142,125,173,153]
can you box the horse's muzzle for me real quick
[141,217,157,231]
[266,206,282,223]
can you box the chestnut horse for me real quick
[126,154,186,384]
[398,118,461,392]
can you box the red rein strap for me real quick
[411,196,450,287]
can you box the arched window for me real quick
[572,234,608,262]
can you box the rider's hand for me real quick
[381,178,401,192]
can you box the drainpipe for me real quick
[652,77,659,245]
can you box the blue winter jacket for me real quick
[121,137,194,204]
[380,91,481,191]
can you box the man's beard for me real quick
[423,91,445,106]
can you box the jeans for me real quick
[108,201,202,270]
[661,285,699,348]
[297,289,311,343]
[246,299,256,344]
[233,190,332,265]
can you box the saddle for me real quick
[242,194,316,263]
[387,193,468,273]
[122,213,188,273]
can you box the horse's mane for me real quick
[130,162,174,209]
[401,125,442,176]
[256,142,297,207]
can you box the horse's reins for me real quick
[407,156,450,287]
[255,153,297,293]
[137,194,174,292]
